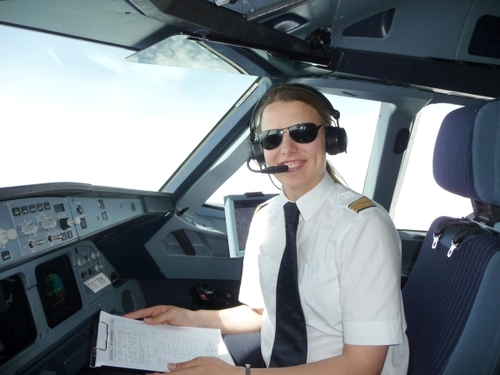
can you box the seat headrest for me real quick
[433,99,500,207]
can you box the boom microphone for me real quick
[260,165,289,174]
[246,159,289,174]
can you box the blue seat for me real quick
[402,99,500,375]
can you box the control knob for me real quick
[0,228,17,245]
[60,216,81,230]
[95,264,104,272]
[41,217,57,230]
[21,222,38,236]
[77,257,88,266]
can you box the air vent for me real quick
[343,8,395,38]
[264,14,308,33]
[469,15,500,59]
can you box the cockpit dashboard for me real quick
[0,183,174,374]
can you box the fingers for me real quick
[167,357,232,374]
[123,306,173,325]
[123,306,168,321]
[168,362,179,371]
[168,360,192,372]
[123,305,190,326]
[167,358,203,372]
[123,306,158,320]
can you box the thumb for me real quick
[168,362,183,372]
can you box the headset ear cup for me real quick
[325,126,348,155]
[250,140,266,166]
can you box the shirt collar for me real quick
[275,173,338,222]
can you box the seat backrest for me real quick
[402,99,500,375]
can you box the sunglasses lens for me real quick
[260,129,283,150]
[289,123,318,143]
[259,123,322,150]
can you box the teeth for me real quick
[284,161,302,168]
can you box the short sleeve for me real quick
[337,207,405,345]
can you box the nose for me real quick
[280,130,297,154]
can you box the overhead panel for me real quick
[129,0,334,66]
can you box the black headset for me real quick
[249,83,347,167]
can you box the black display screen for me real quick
[53,203,65,213]
[469,15,500,59]
[0,274,37,365]
[35,255,82,328]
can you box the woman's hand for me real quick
[166,357,242,375]
[123,305,199,327]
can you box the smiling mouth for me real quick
[282,160,304,170]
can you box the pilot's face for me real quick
[260,100,327,202]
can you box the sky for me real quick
[0,25,254,191]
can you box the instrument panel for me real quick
[0,242,147,374]
[0,183,175,374]
[0,194,144,270]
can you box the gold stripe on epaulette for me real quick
[254,202,268,215]
[348,196,375,213]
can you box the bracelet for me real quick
[245,364,251,375]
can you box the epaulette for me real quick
[254,202,269,215]
[348,196,375,213]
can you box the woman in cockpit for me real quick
[126,83,409,375]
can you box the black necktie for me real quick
[269,202,307,367]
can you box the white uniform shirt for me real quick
[239,174,409,374]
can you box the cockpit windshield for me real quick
[0,26,257,191]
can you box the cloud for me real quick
[126,35,240,73]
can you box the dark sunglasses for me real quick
[258,123,326,150]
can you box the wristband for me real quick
[245,364,251,375]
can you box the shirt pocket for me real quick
[300,261,341,327]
